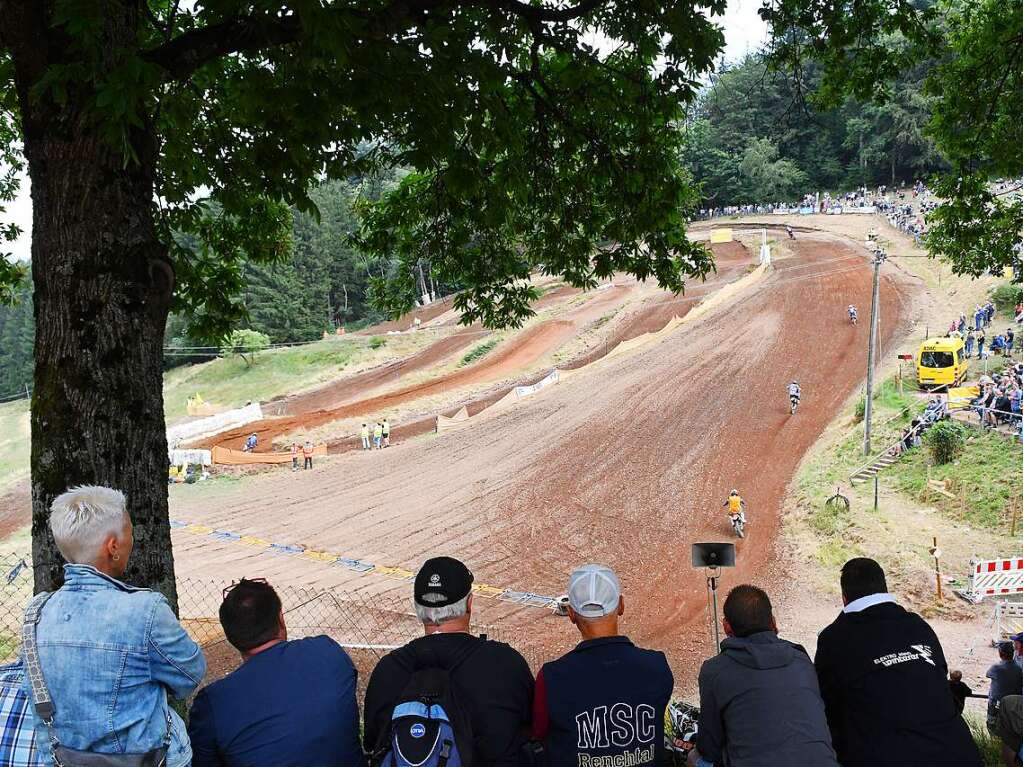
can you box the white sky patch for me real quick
[2,2,768,264]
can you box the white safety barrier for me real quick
[994,601,1023,644]
[957,557,1023,603]
[169,449,212,467]
[166,402,263,448]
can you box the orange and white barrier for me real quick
[211,443,327,466]
[958,557,1023,603]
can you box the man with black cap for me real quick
[530,564,673,767]
[814,557,982,767]
[363,556,534,766]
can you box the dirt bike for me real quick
[790,395,800,415]
[730,510,746,539]
[849,312,858,325]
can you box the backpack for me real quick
[375,640,482,767]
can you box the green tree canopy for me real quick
[0,0,731,594]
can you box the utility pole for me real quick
[863,249,886,455]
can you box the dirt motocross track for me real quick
[170,230,917,680]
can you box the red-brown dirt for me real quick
[193,285,636,451]
[168,230,919,684]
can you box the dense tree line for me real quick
[684,55,946,206]
[0,272,31,399]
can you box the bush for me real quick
[925,420,968,465]
[854,394,866,423]
[459,338,499,366]
[368,336,387,350]
[991,283,1023,313]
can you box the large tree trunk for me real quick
[5,1,179,603]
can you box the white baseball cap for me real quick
[568,564,621,618]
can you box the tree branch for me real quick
[141,12,303,80]
[142,0,608,82]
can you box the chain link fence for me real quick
[0,553,527,705]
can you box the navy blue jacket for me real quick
[534,636,672,767]
[188,635,365,767]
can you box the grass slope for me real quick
[0,400,29,490]
[0,334,428,492]
[164,337,371,421]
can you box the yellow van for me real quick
[916,337,969,388]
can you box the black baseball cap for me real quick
[414,556,474,607]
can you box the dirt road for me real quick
[169,230,918,680]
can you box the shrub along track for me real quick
[170,229,918,682]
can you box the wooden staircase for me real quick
[849,448,900,485]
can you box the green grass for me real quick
[459,338,499,367]
[0,399,30,492]
[796,373,925,534]
[889,428,1023,529]
[966,714,1003,767]
[163,337,369,421]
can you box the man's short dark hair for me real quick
[840,558,888,603]
[723,584,774,638]
[1000,642,1015,661]
[219,579,282,651]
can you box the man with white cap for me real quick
[531,564,673,767]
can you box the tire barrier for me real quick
[957,557,1023,603]
[169,519,559,610]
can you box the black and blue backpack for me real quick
[375,643,480,767]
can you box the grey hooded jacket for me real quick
[696,631,839,767]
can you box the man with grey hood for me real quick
[688,585,839,767]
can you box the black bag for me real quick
[373,640,482,767]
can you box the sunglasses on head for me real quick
[222,577,268,600]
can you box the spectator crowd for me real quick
[0,485,1017,767]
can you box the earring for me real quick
[112,554,120,562]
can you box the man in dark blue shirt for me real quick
[188,578,364,767]
[531,564,673,767]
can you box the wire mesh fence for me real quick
[0,553,525,705]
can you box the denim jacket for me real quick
[22,564,206,767]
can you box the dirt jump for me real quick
[169,229,918,682]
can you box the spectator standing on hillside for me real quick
[814,557,982,767]
[1012,633,1023,673]
[532,565,673,767]
[988,643,1023,736]
[688,585,837,767]
[949,670,972,715]
[373,421,383,449]
[188,579,364,767]
[360,422,370,450]
[966,329,976,358]
[1009,328,1015,357]
[364,557,534,767]
[382,417,391,448]
[290,442,299,472]
[22,486,205,767]
[979,329,987,359]
[302,440,314,469]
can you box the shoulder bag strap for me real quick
[21,592,59,746]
